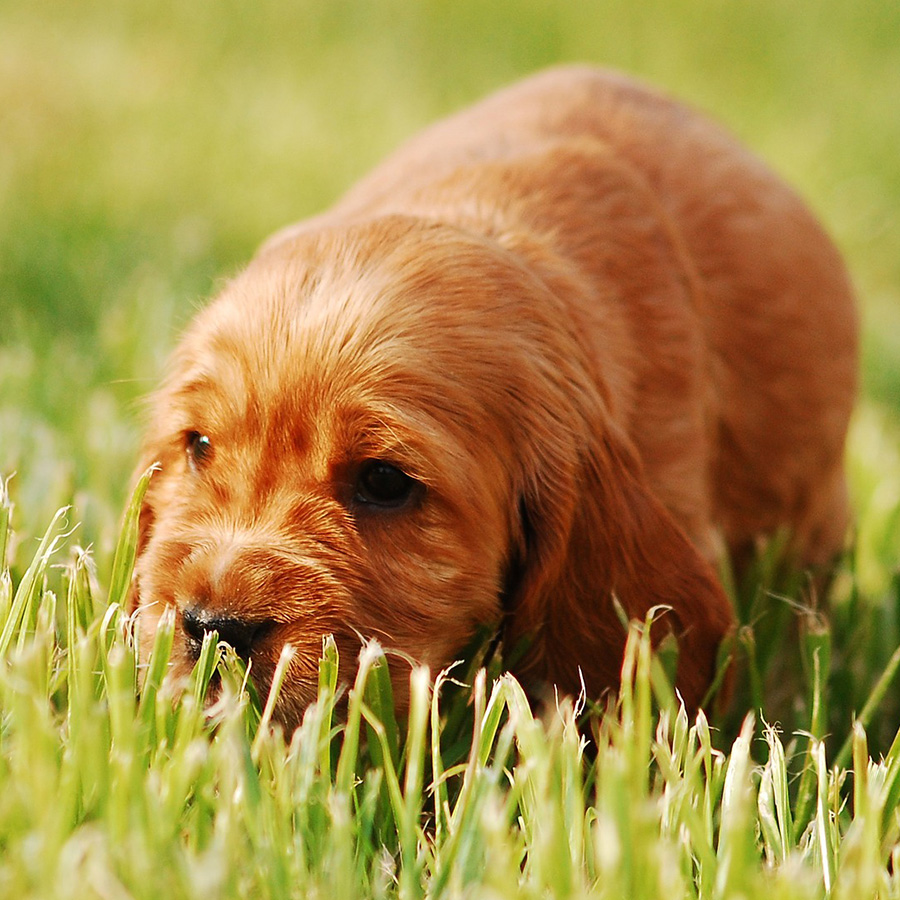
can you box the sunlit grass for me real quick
[1,473,900,897]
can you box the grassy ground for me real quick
[2,1,900,896]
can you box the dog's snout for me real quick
[181,606,273,661]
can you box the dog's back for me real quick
[268,65,857,569]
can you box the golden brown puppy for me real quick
[132,66,857,728]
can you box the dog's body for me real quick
[134,67,857,727]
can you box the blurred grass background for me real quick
[1,0,899,571]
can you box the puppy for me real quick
[132,66,857,729]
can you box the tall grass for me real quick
[1,460,900,898]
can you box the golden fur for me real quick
[132,66,857,728]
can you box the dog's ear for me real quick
[505,413,733,712]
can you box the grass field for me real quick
[2,1,900,896]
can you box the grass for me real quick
[3,0,900,896]
[1,476,900,898]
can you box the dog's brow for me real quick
[175,370,241,409]
[340,406,424,456]
[177,371,216,396]
[170,371,245,431]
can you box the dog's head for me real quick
[133,215,732,729]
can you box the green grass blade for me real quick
[814,741,836,894]
[794,642,829,838]
[362,645,400,774]
[834,639,900,771]
[253,642,295,758]
[136,605,176,744]
[107,465,155,610]
[0,475,12,571]
[0,505,69,659]
[317,635,340,778]
[188,628,223,707]
[715,714,757,896]
[759,724,792,865]
[336,641,380,796]
[403,666,430,838]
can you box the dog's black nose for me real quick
[181,607,273,660]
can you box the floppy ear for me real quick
[505,415,733,712]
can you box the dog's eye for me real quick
[355,461,415,508]
[185,431,213,470]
